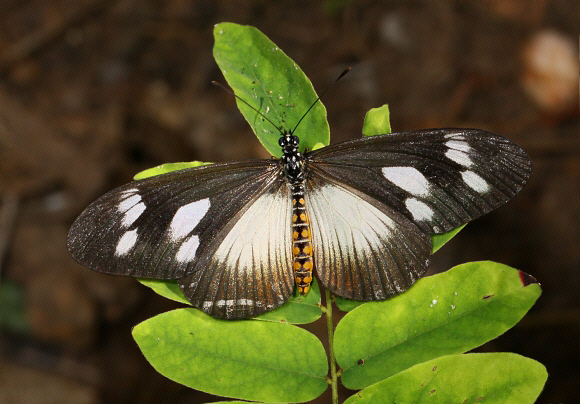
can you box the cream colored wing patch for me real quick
[179,180,294,319]
[305,177,431,301]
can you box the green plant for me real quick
[131,23,546,403]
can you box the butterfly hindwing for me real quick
[179,178,294,319]
[305,171,431,300]
[67,160,295,318]
[307,129,532,234]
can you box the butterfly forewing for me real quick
[307,129,532,234]
[305,171,431,300]
[67,160,283,280]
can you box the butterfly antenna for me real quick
[291,67,351,135]
[211,81,284,135]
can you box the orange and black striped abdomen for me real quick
[291,184,313,294]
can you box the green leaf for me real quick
[343,353,547,404]
[362,105,391,136]
[311,141,326,151]
[431,224,465,253]
[335,261,541,389]
[256,278,322,324]
[133,161,213,180]
[213,22,330,156]
[138,278,322,325]
[133,308,328,402]
[334,295,364,312]
[138,279,191,305]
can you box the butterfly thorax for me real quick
[279,133,304,184]
[279,133,313,294]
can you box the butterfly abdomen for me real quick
[291,184,313,294]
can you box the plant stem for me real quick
[326,288,338,404]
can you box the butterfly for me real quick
[67,106,531,319]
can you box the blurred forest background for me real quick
[0,1,578,403]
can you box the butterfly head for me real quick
[279,131,304,183]
[278,131,299,152]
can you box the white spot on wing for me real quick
[445,133,466,140]
[461,170,490,193]
[115,229,138,256]
[216,300,227,309]
[176,235,200,263]
[118,194,141,212]
[237,298,254,306]
[169,198,210,240]
[445,149,473,167]
[120,188,138,197]
[445,140,473,167]
[215,299,255,309]
[121,202,146,227]
[405,198,435,221]
[382,167,430,196]
[445,140,470,152]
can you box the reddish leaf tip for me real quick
[518,270,539,286]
